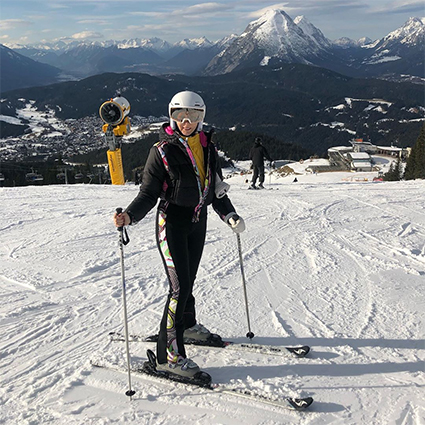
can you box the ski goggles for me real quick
[170,108,204,123]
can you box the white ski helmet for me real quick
[168,90,206,131]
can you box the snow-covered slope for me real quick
[294,15,331,49]
[1,165,424,424]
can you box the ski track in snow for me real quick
[1,176,424,425]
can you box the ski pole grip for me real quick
[116,207,124,231]
[116,207,130,245]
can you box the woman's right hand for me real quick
[113,211,131,227]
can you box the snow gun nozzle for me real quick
[246,332,255,340]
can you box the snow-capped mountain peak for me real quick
[333,36,374,49]
[245,9,303,50]
[361,16,425,67]
[173,37,213,50]
[379,16,425,48]
[357,37,373,46]
[242,8,330,59]
[116,37,171,51]
[204,8,332,75]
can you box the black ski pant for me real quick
[252,163,265,185]
[156,205,207,364]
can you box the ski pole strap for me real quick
[120,227,130,245]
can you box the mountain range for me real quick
[2,9,424,92]
[1,65,423,156]
[0,45,65,91]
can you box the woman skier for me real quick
[113,91,245,378]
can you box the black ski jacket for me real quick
[125,124,236,223]
[249,142,272,166]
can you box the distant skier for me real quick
[249,137,272,189]
[113,91,245,379]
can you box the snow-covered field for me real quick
[1,165,424,425]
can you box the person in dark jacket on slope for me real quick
[113,91,245,378]
[249,137,272,189]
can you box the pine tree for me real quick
[383,157,402,181]
[404,124,425,180]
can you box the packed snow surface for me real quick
[1,165,424,424]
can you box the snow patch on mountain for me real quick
[0,115,24,125]
[367,54,402,64]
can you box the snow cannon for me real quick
[100,96,130,126]
[100,96,131,137]
[100,95,131,185]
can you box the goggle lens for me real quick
[171,108,204,123]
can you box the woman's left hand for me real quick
[227,213,245,233]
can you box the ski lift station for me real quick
[307,138,408,174]
[346,152,374,172]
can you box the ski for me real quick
[91,349,313,411]
[109,331,310,358]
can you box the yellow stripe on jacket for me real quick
[186,134,206,189]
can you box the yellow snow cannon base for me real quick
[107,148,125,185]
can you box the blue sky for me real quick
[1,1,424,46]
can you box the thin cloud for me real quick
[129,12,162,17]
[127,23,187,32]
[246,0,367,18]
[45,0,179,4]
[383,1,425,15]
[0,19,33,30]
[185,2,232,13]
[130,2,233,19]
[48,4,69,9]
[72,30,104,39]
[77,19,110,25]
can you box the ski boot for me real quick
[184,323,211,341]
[156,355,200,378]
[143,349,212,387]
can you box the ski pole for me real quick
[116,208,135,399]
[235,233,255,340]
[269,162,273,186]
